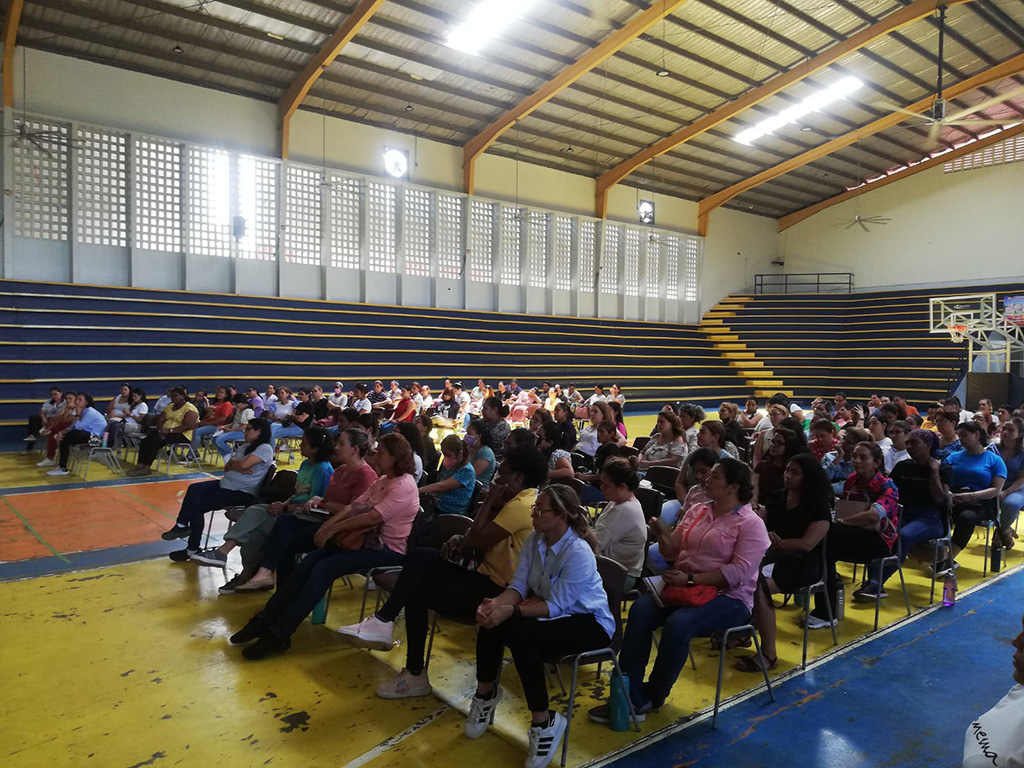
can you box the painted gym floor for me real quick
[2,432,1021,768]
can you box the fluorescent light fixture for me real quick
[446,0,541,55]
[734,76,863,145]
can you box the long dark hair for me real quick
[303,426,334,463]
[785,453,833,521]
[395,421,427,464]
[243,417,272,455]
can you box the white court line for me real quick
[342,706,450,768]
[581,561,1024,768]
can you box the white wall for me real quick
[780,159,1024,289]
[7,46,777,315]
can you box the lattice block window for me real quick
[684,237,700,302]
[283,165,321,265]
[188,145,231,257]
[12,119,70,241]
[664,235,680,301]
[945,132,1024,173]
[135,137,182,251]
[238,155,278,261]
[527,211,549,289]
[404,187,431,277]
[468,200,494,283]
[623,228,640,297]
[76,128,127,246]
[645,235,661,298]
[600,224,620,295]
[329,174,362,269]
[367,180,397,273]
[437,194,463,280]
[579,219,596,293]
[499,206,522,286]
[553,216,573,291]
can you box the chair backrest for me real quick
[553,476,584,502]
[644,465,678,496]
[569,452,590,471]
[619,445,639,458]
[421,512,474,549]
[468,480,484,517]
[632,435,651,452]
[265,468,297,503]
[596,555,628,651]
[634,486,666,522]
[257,463,277,502]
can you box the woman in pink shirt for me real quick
[230,433,420,660]
[596,458,770,719]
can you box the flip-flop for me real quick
[735,655,778,673]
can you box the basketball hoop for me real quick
[947,324,968,343]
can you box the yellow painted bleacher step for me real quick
[713,343,747,350]
[701,318,726,326]
[703,311,736,319]
[734,370,772,378]
[727,359,764,368]
[755,389,793,397]
[719,296,749,304]
[723,351,755,359]
[746,380,785,388]
[706,334,740,342]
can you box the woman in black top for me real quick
[552,402,577,451]
[739,453,832,672]
[575,421,622,505]
[853,428,950,601]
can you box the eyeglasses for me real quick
[531,504,554,515]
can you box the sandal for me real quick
[735,655,778,673]
[997,528,1016,551]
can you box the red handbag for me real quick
[663,506,720,607]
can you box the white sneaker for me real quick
[464,687,503,739]
[336,615,395,651]
[803,614,838,630]
[37,458,56,467]
[376,668,432,699]
[525,711,567,768]
[47,468,70,476]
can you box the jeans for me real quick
[621,593,750,709]
[173,480,255,550]
[260,546,404,639]
[1000,490,1024,530]
[191,423,218,450]
[271,423,304,442]
[660,499,682,526]
[647,543,669,574]
[259,514,321,583]
[375,547,503,675]
[477,613,609,713]
[876,508,944,586]
[214,430,244,458]
[580,483,605,506]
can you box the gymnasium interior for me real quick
[2,1,1024,766]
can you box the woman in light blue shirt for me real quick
[47,393,108,476]
[464,484,613,768]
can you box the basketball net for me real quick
[947,324,968,343]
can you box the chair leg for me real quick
[311,585,332,625]
[896,561,911,616]
[712,631,729,729]
[801,590,811,670]
[424,613,439,674]
[749,629,775,703]
[873,573,882,632]
[983,523,991,577]
[202,508,216,551]
[560,659,580,767]
[823,586,838,647]
[689,649,697,670]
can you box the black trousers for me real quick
[138,431,190,466]
[58,429,93,469]
[813,525,892,617]
[259,514,322,584]
[26,414,42,438]
[476,613,609,713]
[951,500,997,550]
[376,547,504,675]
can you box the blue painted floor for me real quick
[612,567,1024,768]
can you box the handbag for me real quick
[329,505,384,551]
[663,506,720,607]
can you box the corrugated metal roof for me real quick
[8,0,1024,219]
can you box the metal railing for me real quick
[754,272,854,294]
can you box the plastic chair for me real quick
[569,452,591,472]
[553,477,585,503]
[644,466,678,498]
[707,623,775,728]
[853,505,912,631]
[201,464,277,551]
[632,436,651,452]
[634,486,666,523]
[798,540,838,668]
[925,502,954,604]
[157,441,203,476]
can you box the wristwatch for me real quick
[512,605,522,618]
[686,573,695,587]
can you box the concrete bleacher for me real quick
[703,282,1024,406]
[0,279,752,439]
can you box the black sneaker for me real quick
[241,633,291,660]
[230,616,269,645]
[161,523,189,541]
[852,582,887,602]
[168,548,195,562]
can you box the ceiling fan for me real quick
[834,143,891,231]
[876,5,1024,149]
[1,49,81,158]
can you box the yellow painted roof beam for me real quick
[778,122,1024,232]
[2,0,25,108]
[595,0,975,218]
[278,0,387,159]
[697,52,1024,233]
[462,0,692,194]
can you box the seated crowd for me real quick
[18,380,1024,768]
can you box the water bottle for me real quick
[311,593,328,625]
[608,673,631,732]
[835,586,845,621]
[102,431,109,448]
[942,572,957,607]
[990,544,1002,574]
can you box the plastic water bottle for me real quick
[835,587,845,621]
[942,572,957,607]
[609,673,631,732]
[311,594,328,625]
